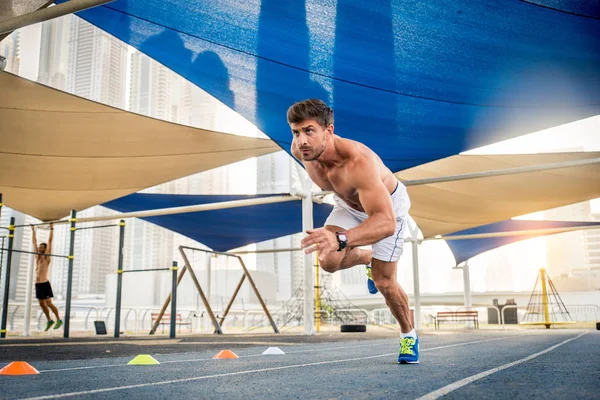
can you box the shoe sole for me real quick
[398,360,419,364]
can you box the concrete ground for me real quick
[0,329,598,399]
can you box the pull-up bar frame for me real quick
[150,246,279,335]
[148,247,222,335]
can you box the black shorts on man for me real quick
[35,281,54,300]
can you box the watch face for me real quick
[338,233,347,241]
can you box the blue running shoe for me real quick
[366,265,378,294]
[398,335,419,364]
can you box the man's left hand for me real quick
[301,228,338,255]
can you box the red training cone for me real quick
[213,350,239,359]
[0,362,40,375]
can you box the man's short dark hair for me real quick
[287,98,334,128]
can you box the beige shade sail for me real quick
[0,72,280,221]
[396,152,600,237]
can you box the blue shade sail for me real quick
[66,0,599,172]
[446,219,600,265]
[103,193,333,251]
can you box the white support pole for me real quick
[408,220,421,331]
[462,261,472,310]
[295,161,315,336]
[0,0,114,36]
[204,254,212,332]
[302,194,314,335]
[402,157,600,186]
[463,260,475,328]
[22,251,35,336]
[38,195,300,225]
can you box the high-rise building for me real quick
[584,212,600,271]
[38,16,69,89]
[67,17,127,108]
[177,76,218,129]
[129,52,178,121]
[1,30,21,74]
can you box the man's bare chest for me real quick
[306,165,363,211]
[36,257,50,270]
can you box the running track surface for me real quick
[0,330,598,399]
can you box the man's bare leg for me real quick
[316,239,418,362]
[47,300,60,320]
[39,300,51,321]
[317,228,412,332]
[371,259,413,333]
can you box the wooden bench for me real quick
[151,312,192,333]
[434,311,479,329]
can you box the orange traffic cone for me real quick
[212,350,239,359]
[0,362,40,375]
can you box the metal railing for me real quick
[3,301,598,336]
[549,304,600,322]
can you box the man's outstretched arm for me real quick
[31,225,38,251]
[343,158,396,247]
[47,223,54,254]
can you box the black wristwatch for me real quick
[336,231,348,252]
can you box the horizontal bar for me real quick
[519,321,575,325]
[123,268,171,273]
[38,195,300,225]
[431,224,600,241]
[80,195,299,223]
[14,222,56,229]
[0,248,70,259]
[229,247,303,255]
[180,245,239,258]
[402,157,600,186]
[0,0,114,36]
[76,224,119,231]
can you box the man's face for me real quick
[290,119,331,161]
[38,244,47,254]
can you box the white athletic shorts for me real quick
[324,181,411,263]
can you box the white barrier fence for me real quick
[1,303,598,335]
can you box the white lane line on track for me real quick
[416,331,588,400]
[36,341,394,372]
[36,336,508,372]
[21,337,510,399]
